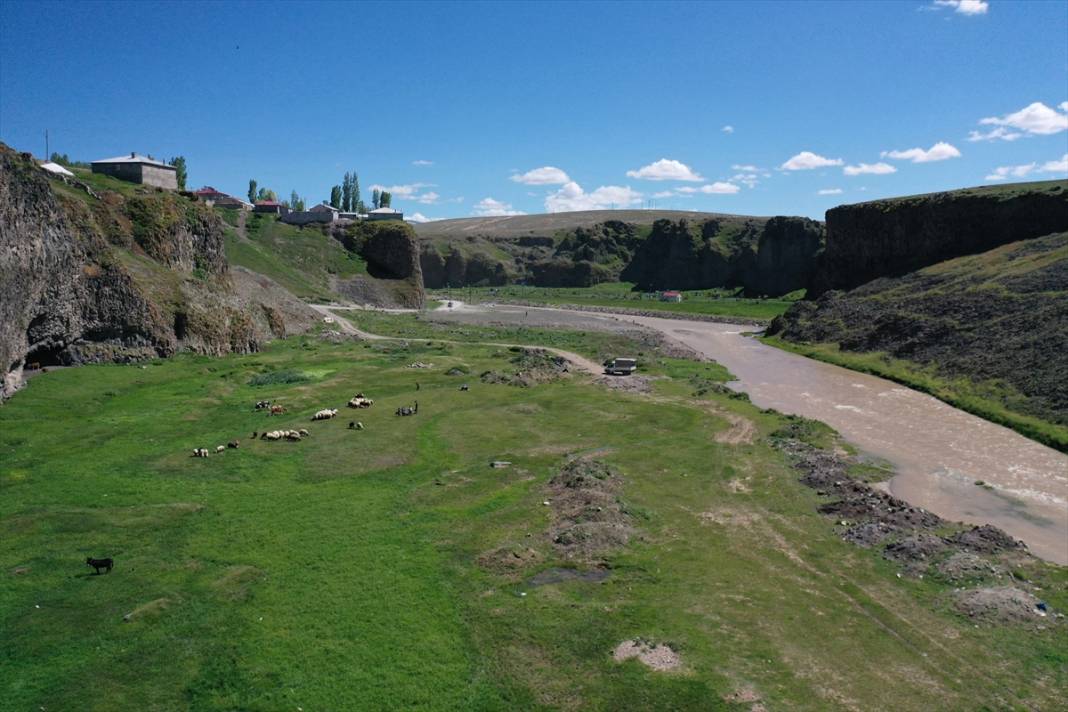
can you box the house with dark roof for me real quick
[367,207,404,221]
[254,200,289,216]
[91,152,177,190]
[194,186,252,210]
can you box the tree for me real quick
[356,200,367,214]
[169,156,187,191]
[341,172,352,212]
[380,191,392,208]
[257,187,277,201]
[248,179,258,203]
[330,185,342,209]
[289,191,306,211]
[351,173,361,213]
[372,188,380,209]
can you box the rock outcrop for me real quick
[809,181,1068,296]
[0,144,315,398]
[331,220,425,308]
[418,214,824,295]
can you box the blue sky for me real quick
[1,0,1066,220]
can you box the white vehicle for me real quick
[603,357,637,376]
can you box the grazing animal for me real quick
[312,408,338,421]
[460,384,469,391]
[298,429,310,437]
[349,421,364,430]
[416,382,420,391]
[285,431,302,441]
[347,393,374,408]
[395,401,419,417]
[192,448,209,458]
[215,445,225,453]
[251,431,258,439]
[227,440,240,449]
[28,361,41,371]
[269,405,285,415]
[86,557,113,575]
[255,400,272,410]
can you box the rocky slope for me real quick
[769,231,1068,434]
[416,212,823,295]
[331,220,425,308]
[0,144,316,398]
[810,180,1068,296]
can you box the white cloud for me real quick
[974,101,1068,140]
[986,153,1068,181]
[818,188,843,195]
[1042,153,1068,173]
[412,159,434,166]
[881,141,961,163]
[473,197,525,217]
[371,182,434,198]
[732,164,760,172]
[626,158,703,181]
[932,0,989,14]
[544,181,642,212]
[698,182,741,194]
[843,162,897,176]
[731,173,760,188]
[406,212,438,223]
[780,151,844,171]
[721,125,734,134]
[967,127,1023,142]
[509,166,571,185]
[651,190,675,199]
[413,191,440,204]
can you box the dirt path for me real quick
[235,209,249,240]
[309,304,604,377]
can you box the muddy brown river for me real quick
[431,303,1068,564]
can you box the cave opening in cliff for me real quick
[173,312,188,340]
[24,344,66,368]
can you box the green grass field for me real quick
[223,214,366,301]
[432,283,799,321]
[2,318,1065,710]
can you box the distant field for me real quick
[431,283,801,321]
[412,209,763,239]
[2,317,1065,710]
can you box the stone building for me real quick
[90,153,178,190]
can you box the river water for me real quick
[431,303,1068,564]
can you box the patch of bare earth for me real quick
[477,545,543,574]
[953,586,1044,623]
[724,686,766,712]
[612,639,681,671]
[547,459,636,561]
[593,374,656,394]
[714,412,757,445]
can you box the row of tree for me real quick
[245,171,394,214]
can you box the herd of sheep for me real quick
[190,393,387,457]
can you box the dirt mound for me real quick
[954,586,1043,623]
[547,459,635,560]
[477,545,543,573]
[594,374,655,393]
[883,534,947,573]
[944,525,1024,554]
[937,552,1006,582]
[841,521,897,548]
[480,347,570,387]
[612,639,681,671]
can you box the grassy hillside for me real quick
[222,212,367,301]
[769,232,1068,450]
[433,282,800,321]
[1,317,1065,710]
[413,210,754,239]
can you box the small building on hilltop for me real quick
[367,207,404,221]
[39,161,74,177]
[308,203,340,221]
[660,290,682,303]
[91,152,178,190]
[194,186,253,210]
[254,200,288,216]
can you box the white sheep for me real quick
[215,445,225,453]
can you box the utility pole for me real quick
[45,129,49,160]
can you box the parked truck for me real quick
[603,357,637,376]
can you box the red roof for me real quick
[194,186,227,197]
[662,290,682,297]
[255,200,281,206]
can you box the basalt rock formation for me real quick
[0,143,315,398]
[331,220,425,308]
[809,181,1068,296]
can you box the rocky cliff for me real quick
[331,220,425,308]
[809,181,1068,296]
[417,214,823,295]
[0,144,315,398]
[769,232,1068,440]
